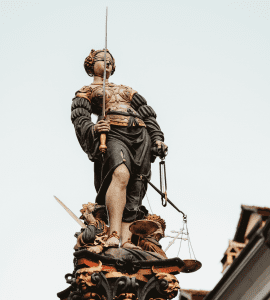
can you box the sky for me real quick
[0,0,270,299]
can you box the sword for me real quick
[102,6,108,119]
[99,7,108,153]
[165,231,184,252]
[54,196,86,228]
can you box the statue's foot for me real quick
[105,231,120,248]
[86,245,103,254]
[121,239,142,250]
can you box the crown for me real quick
[146,214,166,231]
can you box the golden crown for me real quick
[146,214,166,231]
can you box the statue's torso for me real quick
[76,83,145,127]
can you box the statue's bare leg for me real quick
[106,164,130,247]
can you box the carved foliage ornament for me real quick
[113,293,137,300]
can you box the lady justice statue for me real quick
[71,49,167,250]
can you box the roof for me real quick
[180,289,209,296]
[204,215,270,300]
[233,205,270,243]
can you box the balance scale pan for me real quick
[180,259,202,273]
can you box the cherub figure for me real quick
[71,49,167,249]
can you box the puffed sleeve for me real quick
[71,95,100,161]
[131,93,164,145]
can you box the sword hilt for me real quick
[99,133,107,153]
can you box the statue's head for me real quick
[152,267,180,299]
[76,269,91,291]
[84,49,116,77]
[157,274,180,299]
[75,261,103,291]
[145,214,166,241]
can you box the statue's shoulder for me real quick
[117,84,137,101]
[75,85,93,102]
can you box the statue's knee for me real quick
[112,164,130,186]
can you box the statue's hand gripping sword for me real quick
[99,7,108,153]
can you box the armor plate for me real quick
[76,83,146,127]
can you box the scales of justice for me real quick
[56,8,201,300]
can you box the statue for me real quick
[57,11,201,300]
[71,49,167,249]
[56,47,202,300]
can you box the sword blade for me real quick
[164,231,182,252]
[102,7,108,118]
[54,196,86,228]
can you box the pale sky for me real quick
[1,0,270,299]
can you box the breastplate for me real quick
[89,83,145,127]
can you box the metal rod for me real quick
[140,174,186,217]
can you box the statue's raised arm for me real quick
[71,49,167,249]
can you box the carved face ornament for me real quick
[158,274,180,299]
[115,293,137,300]
[152,267,180,299]
[162,274,180,294]
[76,271,90,291]
[149,222,164,241]
[76,261,103,291]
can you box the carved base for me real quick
[57,250,184,300]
